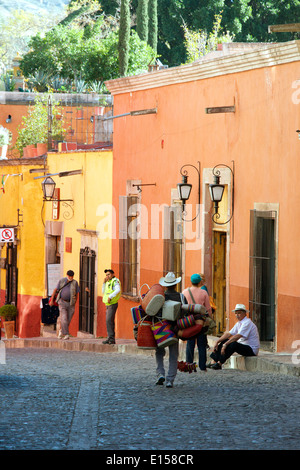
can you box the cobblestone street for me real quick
[0,348,299,453]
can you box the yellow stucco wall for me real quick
[45,150,113,299]
[0,149,113,337]
[0,162,45,297]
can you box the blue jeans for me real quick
[186,334,207,371]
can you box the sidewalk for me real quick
[2,331,300,378]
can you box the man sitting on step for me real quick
[208,304,260,370]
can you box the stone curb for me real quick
[2,336,300,378]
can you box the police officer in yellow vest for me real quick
[102,269,121,344]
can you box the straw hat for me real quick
[232,304,249,313]
[159,272,181,287]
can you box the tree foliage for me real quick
[59,0,101,27]
[139,0,300,67]
[20,27,86,81]
[183,13,234,63]
[118,0,131,76]
[137,0,149,42]
[148,0,158,53]
[5,0,300,80]
[20,24,154,86]
[244,0,300,42]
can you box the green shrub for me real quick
[0,304,17,321]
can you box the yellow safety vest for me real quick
[103,277,121,306]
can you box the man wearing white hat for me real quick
[155,272,182,388]
[209,304,260,370]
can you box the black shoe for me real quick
[211,362,222,370]
[102,339,115,344]
[206,362,216,368]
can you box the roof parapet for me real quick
[106,40,300,95]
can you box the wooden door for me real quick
[213,231,226,334]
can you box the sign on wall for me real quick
[52,188,60,220]
[47,263,61,297]
[0,228,14,242]
[65,237,72,253]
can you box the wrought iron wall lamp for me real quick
[41,176,73,204]
[41,176,74,219]
[209,163,234,225]
[41,176,56,201]
[177,161,200,221]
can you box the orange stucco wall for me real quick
[109,58,300,352]
[0,96,100,158]
[0,103,28,156]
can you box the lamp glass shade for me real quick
[42,176,56,200]
[209,183,225,203]
[177,183,192,202]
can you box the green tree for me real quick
[85,30,154,82]
[156,0,186,66]
[148,0,158,53]
[85,0,300,67]
[20,26,85,81]
[127,31,155,75]
[137,0,149,42]
[20,23,154,86]
[118,0,131,76]
[243,0,300,42]
[155,0,300,66]
[183,13,234,63]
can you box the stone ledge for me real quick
[223,354,300,377]
[3,337,300,377]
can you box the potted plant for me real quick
[0,125,12,160]
[94,95,110,117]
[76,106,84,118]
[67,126,75,136]
[15,95,66,157]
[0,304,17,338]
